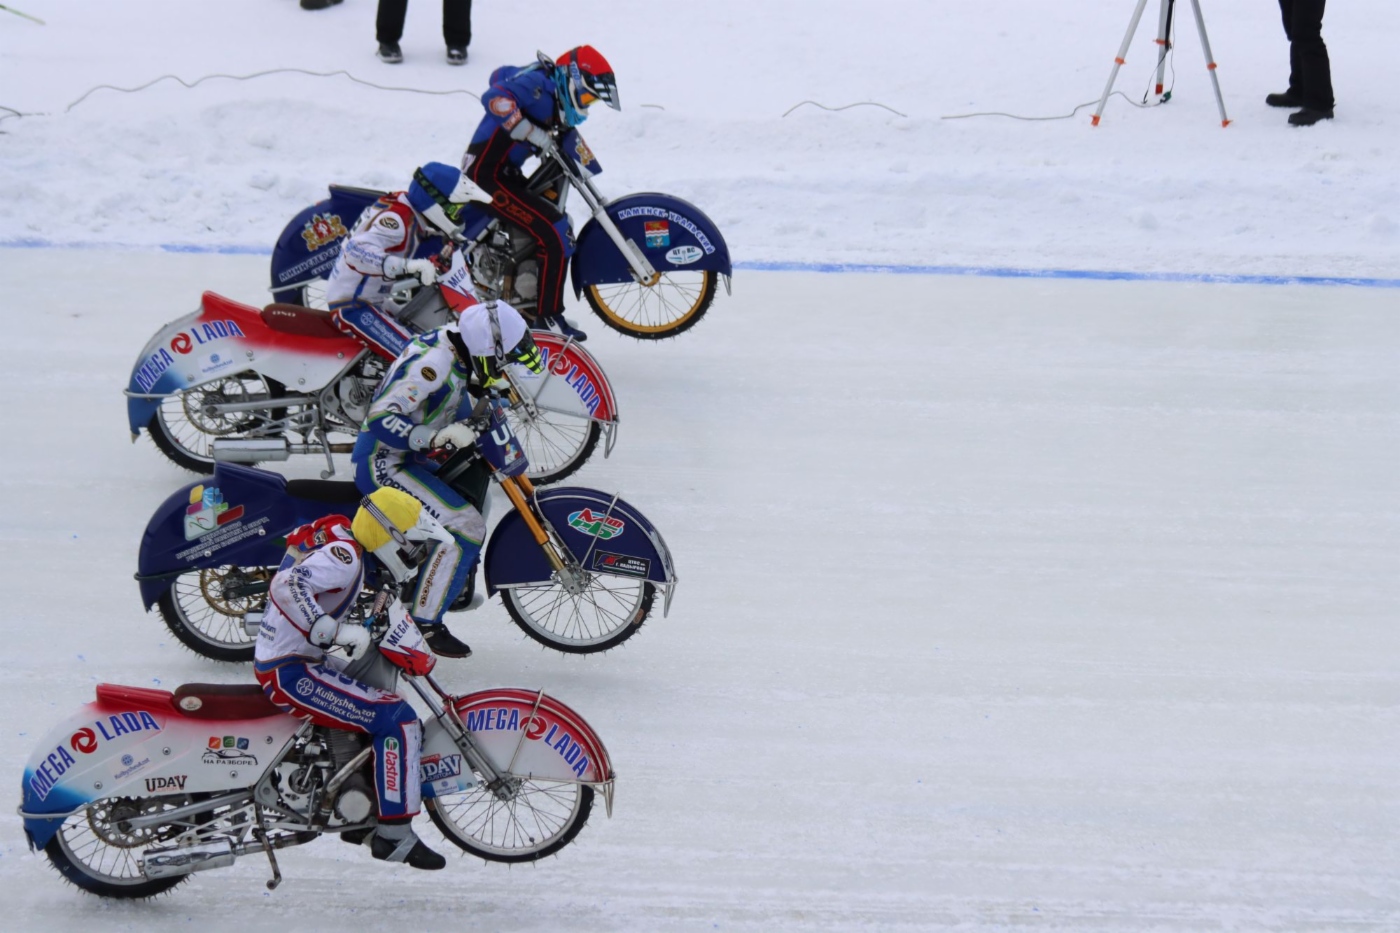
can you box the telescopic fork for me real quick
[1091,0,1230,127]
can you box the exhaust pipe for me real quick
[141,839,236,879]
[212,438,290,463]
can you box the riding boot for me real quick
[549,314,588,342]
[421,624,472,658]
[371,821,446,870]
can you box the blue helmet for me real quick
[408,162,480,237]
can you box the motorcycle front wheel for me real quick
[500,577,654,654]
[148,372,282,474]
[44,796,190,899]
[504,405,601,486]
[426,781,593,863]
[584,269,717,340]
[155,566,270,662]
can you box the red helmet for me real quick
[554,46,620,119]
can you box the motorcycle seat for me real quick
[261,303,344,340]
[285,479,363,504]
[172,683,282,720]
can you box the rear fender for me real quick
[484,487,677,597]
[269,187,385,302]
[20,686,299,849]
[136,463,349,608]
[450,688,612,802]
[570,192,732,295]
[126,292,364,435]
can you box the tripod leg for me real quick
[1187,0,1231,126]
[1092,0,1154,126]
[1153,0,1174,97]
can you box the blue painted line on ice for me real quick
[3,239,1397,288]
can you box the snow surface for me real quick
[2,0,1399,279]
[1,1,1399,930]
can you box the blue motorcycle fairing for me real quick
[569,192,732,296]
[269,191,372,304]
[137,463,357,609]
[483,486,676,593]
[559,129,603,177]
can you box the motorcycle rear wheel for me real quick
[584,269,717,340]
[426,781,593,863]
[156,566,269,662]
[44,796,188,899]
[148,372,282,474]
[291,279,330,310]
[501,577,654,654]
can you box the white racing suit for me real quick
[253,518,422,821]
[350,330,485,626]
[326,192,424,361]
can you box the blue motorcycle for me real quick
[271,128,732,340]
[135,400,678,661]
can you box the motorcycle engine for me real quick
[515,259,539,302]
[332,774,375,824]
[333,359,384,426]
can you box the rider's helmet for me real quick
[408,162,483,239]
[552,46,620,127]
[351,487,454,584]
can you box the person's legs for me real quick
[330,300,413,361]
[1287,0,1334,111]
[376,0,409,44]
[443,0,471,49]
[380,464,483,625]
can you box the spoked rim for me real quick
[429,779,588,860]
[506,405,599,483]
[170,567,265,652]
[586,270,713,336]
[56,797,182,886]
[154,373,274,466]
[503,575,652,652]
[297,279,330,310]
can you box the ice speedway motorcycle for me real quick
[270,125,732,340]
[126,276,618,485]
[135,398,677,662]
[19,600,615,898]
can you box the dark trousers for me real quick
[376,0,472,48]
[1278,0,1333,110]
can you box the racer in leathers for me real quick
[253,494,453,870]
[326,161,486,361]
[462,45,620,341]
[350,272,543,658]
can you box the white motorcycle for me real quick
[124,276,618,485]
[19,600,613,898]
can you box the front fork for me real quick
[496,473,590,595]
[545,148,660,287]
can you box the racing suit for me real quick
[462,64,573,324]
[326,191,424,361]
[253,517,422,822]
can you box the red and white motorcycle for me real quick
[19,604,613,898]
[124,278,618,485]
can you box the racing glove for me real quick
[383,256,439,286]
[509,117,554,153]
[430,422,478,451]
[309,615,373,661]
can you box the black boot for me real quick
[340,826,373,846]
[371,826,446,870]
[421,624,472,658]
[1288,108,1334,126]
[377,42,403,64]
[1265,91,1303,108]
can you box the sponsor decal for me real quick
[173,515,269,563]
[417,551,446,612]
[644,220,670,248]
[615,207,717,255]
[277,245,340,284]
[27,743,77,802]
[145,774,188,794]
[301,213,349,251]
[465,706,522,733]
[202,736,257,767]
[291,671,377,726]
[70,711,163,756]
[329,544,354,565]
[573,136,596,168]
[379,215,400,231]
[133,347,176,393]
[665,245,703,265]
[489,96,516,117]
[420,753,463,783]
[383,737,401,803]
[113,755,152,781]
[381,414,415,439]
[171,333,193,354]
[590,550,651,578]
[420,367,437,382]
[535,346,603,416]
[183,485,245,541]
[295,678,316,698]
[503,110,522,131]
[168,319,246,358]
[568,508,625,540]
[461,706,596,775]
[538,721,593,779]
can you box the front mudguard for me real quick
[483,486,677,613]
[570,192,732,295]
